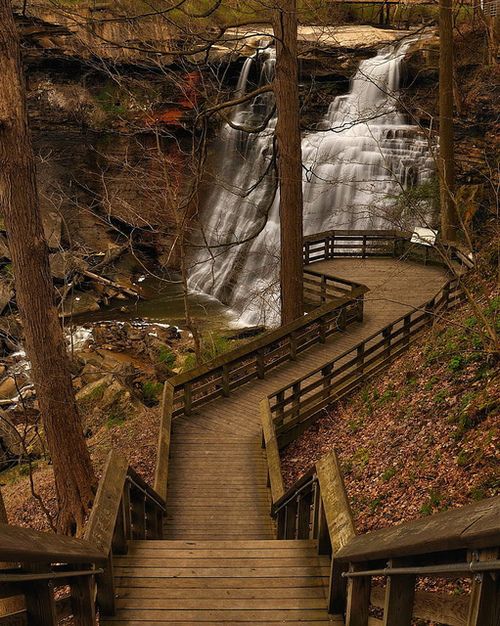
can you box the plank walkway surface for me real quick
[106,257,449,624]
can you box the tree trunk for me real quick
[0,2,96,535]
[273,0,304,325]
[439,0,458,241]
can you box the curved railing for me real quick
[156,229,473,499]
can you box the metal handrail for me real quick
[342,560,500,577]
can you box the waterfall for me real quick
[189,37,434,326]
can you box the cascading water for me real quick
[189,36,435,326]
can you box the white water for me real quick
[190,37,434,326]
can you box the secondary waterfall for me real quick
[189,37,434,326]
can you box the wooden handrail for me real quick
[335,496,500,563]
[337,497,500,626]
[85,450,165,616]
[0,525,104,625]
[303,228,474,270]
[267,275,464,447]
[171,282,366,389]
[169,290,366,413]
[0,451,166,625]
[0,525,106,565]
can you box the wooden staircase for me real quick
[104,539,339,624]
[2,233,492,626]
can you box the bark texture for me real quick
[0,2,96,534]
[273,0,304,325]
[439,0,458,241]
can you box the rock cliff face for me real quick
[402,28,499,231]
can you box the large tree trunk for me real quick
[0,2,96,534]
[273,0,304,326]
[439,0,458,241]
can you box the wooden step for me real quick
[102,539,338,625]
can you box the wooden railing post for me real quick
[297,491,313,539]
[403,314,411,350]
[305,241,310,264]
[322,363,333,400]
[321,274,327,303]
[319,317,326,343]
[145,500,159,539]
[383,325,392,360]
[276,508,286,539]
[338,307,347,331]
[23,571,57,626]
[357,344,365,376]
[131,489,147,540]
[345,565,371,626]
[382,562,415,626]
[356,294,364,322]
[316,450,356,615]
[311,480,321,538]
[222,364,230,397]
[260,398,285,506]
[97,554,116,616]
[284,498,298,539]
[290,332,297,360]
[70,571,97,626]
[154,383,174,502]
[276,390,285,426]
[292,382,300,423]
[256,349,265,379]
[85,451,128,617]
[184,382,192,415]
[467,549,500,626]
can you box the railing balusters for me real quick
[222,364,230,397]
[382,564,416,626]
[70,570,97,626]
[383,324,392,360]
[311,480,321,539]
[284,498,298,539]
[322,363,333,400]
[297,492,312,539]
[292,382,301,423]
[276,390,285,426]
[256,349,265,379]
[24,570,58,626]
[184,382,192,415]
[345,564,371,626]
[467,549,500,626]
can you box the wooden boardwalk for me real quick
[107,257,449,624]
[165,258,448,539]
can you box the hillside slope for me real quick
[282,264,499,534]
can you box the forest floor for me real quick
[2,402,159,531]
